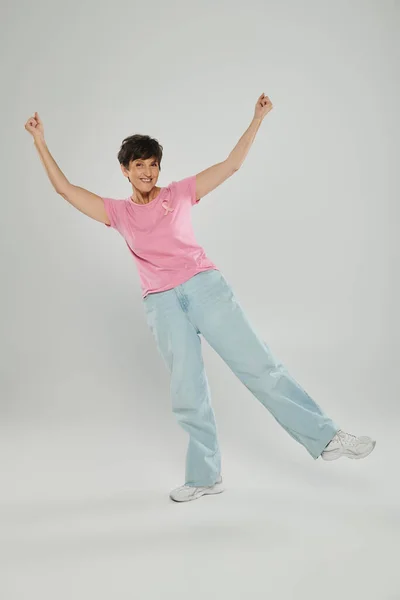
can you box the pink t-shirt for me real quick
[103,175,218,298]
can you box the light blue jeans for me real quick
[143,268,339,487]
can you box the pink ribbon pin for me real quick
[161,201,174,216]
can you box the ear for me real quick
[120,164,129,179]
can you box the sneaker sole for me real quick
[321,440,376,461]
[170,482,225,502]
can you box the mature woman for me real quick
[24,93,376,503]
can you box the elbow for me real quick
[225,158,239,175]
[57,183,72,199]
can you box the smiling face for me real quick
[121,156,160,192]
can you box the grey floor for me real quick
[1,420,398,600]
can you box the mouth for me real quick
[140,178,152,183]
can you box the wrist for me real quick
[33,135,46,146]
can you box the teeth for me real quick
[141,178,151,182]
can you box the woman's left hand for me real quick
[254,93,273,120]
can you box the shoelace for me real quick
[175,485,201,497]
[178,484,211,497]
[335,430,358,447]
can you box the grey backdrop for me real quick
[1,1,399,598]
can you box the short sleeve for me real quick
[173,175,200,206]
[102,197,123,229]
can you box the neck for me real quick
[131,186,159,205]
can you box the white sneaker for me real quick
[170,475,224,502]
[321,429,376,461]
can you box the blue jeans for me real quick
[143,268,339,486]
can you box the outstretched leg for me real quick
[188,270,339,459]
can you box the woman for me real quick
[24,93,376,503]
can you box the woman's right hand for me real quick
[24,112,45,141]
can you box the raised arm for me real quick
[195,93,273,200]
[24,112,110,225]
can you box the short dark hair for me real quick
[117,134,163,171]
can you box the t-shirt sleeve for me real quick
[102,197,122,229]
[173,175,200,206]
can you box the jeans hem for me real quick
[311,424,340,459]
